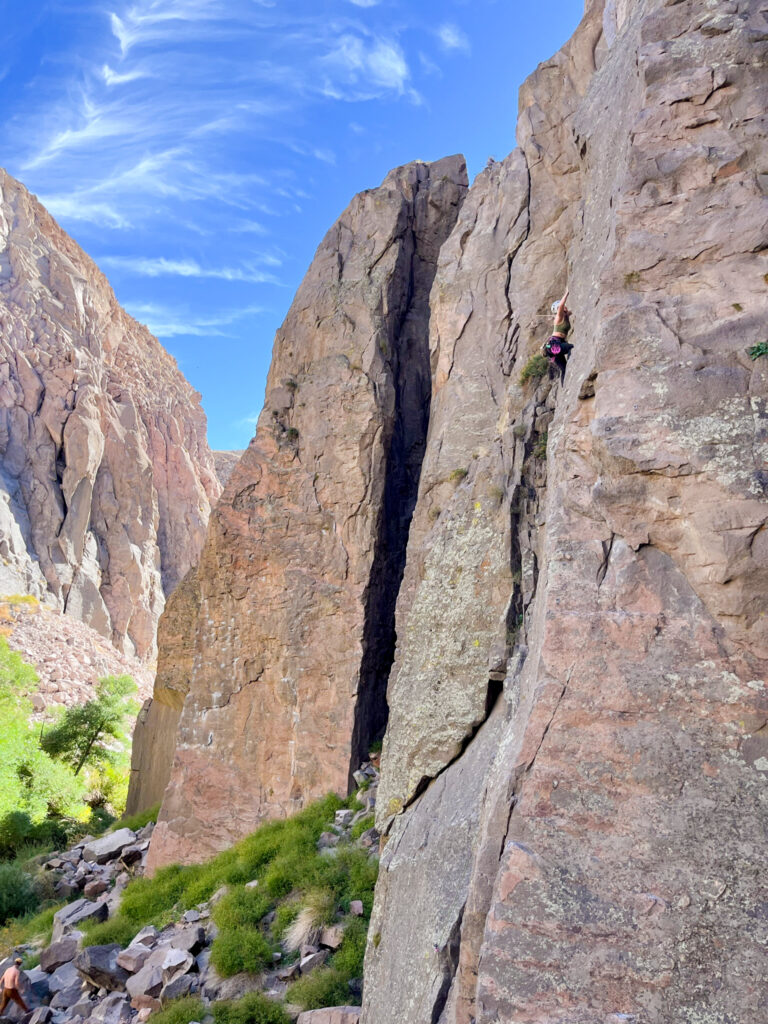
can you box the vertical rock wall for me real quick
[0,169,220,658]
[365,1,768,1022]
[145,157,468,870]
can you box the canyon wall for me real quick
[364,1,768,1022]
[143,157,468,869]
[0,169,220,659]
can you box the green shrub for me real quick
[150,997,206,1024]
[214,887,271,931]
[303,887,336,928]
[330,916,367,978]
[533,431,548,459]
[0,863,38,924]
[81,914,140,948]
[0,902,61,956]
[271,900,300,941]
[748,341,768,360]
[213,992,291,1024]
[211,927,274,977]
[448,467,468,482]
[519,354,549,386]
[287,967,352,1010]
[349,814,375,842]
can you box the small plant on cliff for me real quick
[519,354,549,386]
[533,431,548,460]
[748,341,768,360]
[285,427,299,443]
[449,467,468,483]
[149,997,206,1024]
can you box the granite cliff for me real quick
[0,169,220,659]
[131,0,767,1019]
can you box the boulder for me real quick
[82,879,109,899]
[160,972,195,1003]
[82,830,136,865]
[25,968,51,1001]
[131,926,159,948]
[47,961,81,995]
[54,879,79,900]
[27,1008,53,1024]
[182,910,201,923]
[74,945,129,991]
[167,924,205,954]
[88,991,132,1024]
[319,926,345,951]
[161,947,194,982]
[334,811,353,828]
[299,950,329,974]
[51,899,108,943]
[296,1011,360,1024]
[349,901,363,917]
[116,945,151,973]
[50,982,85,1010]
[118,845,143,867]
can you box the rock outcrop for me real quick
[0,169,220,658]
[364,2,768,1023]
[142,157,468,869]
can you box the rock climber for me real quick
[542,289,574,380]
[0,958,29,1016]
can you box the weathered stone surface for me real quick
[51,899,108,943]
[147,156,468,870]
[365,1,768,1023]
[88,991,132,1024]
[115,944,151,974]
[211,450,243,488]
[74,945,129,992]
[0,168,220,658]
[159,972,195,1003]
[125,568,202,816]
[40,936,78,973]
[47,960,81,995]
[82,830,135,865]
[297,1010,360,1024]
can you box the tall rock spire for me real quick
[144,156,468,871]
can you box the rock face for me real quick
[0,168,220,658]
[143,157,468,868]
[124,568,201,815]
[364,2,768,1023]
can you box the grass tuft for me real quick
[519,354,549,386]
[213,992,292,1024]
[148,997,205,1024]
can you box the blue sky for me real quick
[1,0,583,450]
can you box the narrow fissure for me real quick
[349,176,466,785]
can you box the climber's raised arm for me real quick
[554,288,569,326]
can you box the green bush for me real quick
[210,927,274,976]
[330,916,368,978]
[519,353,549,385]
[0,863,38,924]
[271,900,300,941]
[349,814,375,841]
[213,887,272,931]
[748,341,768,360]
[213,992,291,1024]
[0,902,61,956]
[81,914,141,948]
[287,967,352,1010]
[149,997,206,1024]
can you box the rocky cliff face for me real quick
[364,1,768,1022]
[143,157,468,870]
[0,169,220,658]
[135,0,767,1016]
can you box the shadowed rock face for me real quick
[145,157,468,871]
[364,1,768,1022]
[0,169,220,659]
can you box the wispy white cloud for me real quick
[101,255,280,283]
[127,301,265,337]
[437,23,471,52]
[101,63,148,86]
[347,0,380,6]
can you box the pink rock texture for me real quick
[0,168,220,659]
[364,1,768,1022]
[144,157,468,871]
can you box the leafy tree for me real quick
[41,675,138,776]
[0,638,84,823]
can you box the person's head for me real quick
[14,958,22,966]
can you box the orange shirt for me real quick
[1,965,20,989]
